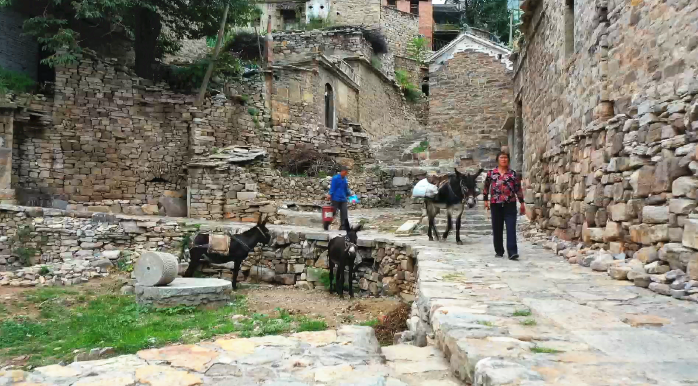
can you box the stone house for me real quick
[513,0,698,261]
[0,27,422,220]
[426,32,513,169]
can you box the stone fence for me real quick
[525,85,698,276]
[0,205,417,298]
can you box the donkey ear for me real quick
[454,168,461,175]
[352,224,363,232]
[476,168,484,178]
[261,214,269,225]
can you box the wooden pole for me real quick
[196,3,230,106]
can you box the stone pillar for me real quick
[0,105,16,203]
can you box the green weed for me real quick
[359,319,379,327]
[297,319,327,332]
[38,266,51,276]
[530,346,562,354]
[0,66,35,94]
[521,318,537,326]
[513,309,532,317]
[477,320,494,327]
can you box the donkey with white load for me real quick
[414,169,483,244]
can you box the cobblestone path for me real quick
[3,212,698,386]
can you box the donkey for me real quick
[183,215,272,290]
[328,224,364,298]
[425,168,483,244]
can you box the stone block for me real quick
[630,224,669,244]
[591,253,615,272]
[642,206,669,224]
[635,246,659,264]
[392,177,410,187]
[669,198,697,214]
[237,192,258,201]
[141,204,159,215]
[649,282,671,296]
[645,261,670,274]
[609,265,631,280]
[633,274,652,288]
[275,274,296,285]
[608,203,628,221]
[659,243,697,271]
[630,166,655,198]
[682,219,698,249]
[604,221,622,241]
[582,227,604,243]
[672,176,698,198]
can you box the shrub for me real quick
[0,66,36,95]
[222,31,265,61]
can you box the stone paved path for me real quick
[3,211,698,386]
[0,326,461,386]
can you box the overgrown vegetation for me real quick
[520,318,537,326]
[395,70,423,103]
[407,36,430,66]
[445,0,515,44]
[371,57,383,71]
[0,66,35,95]
[0,0,260,79]
[411,141,429,154]
[222,31,265,61]
[281,149,341,177]
[302,16,333,31]
[0,289,327,367]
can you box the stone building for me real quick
[513,0,698,260]
[0,26,422,219]
[427,32,513,169]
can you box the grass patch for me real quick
[359,318,379,327]
[411,140,429,154]
[520,318,537,326]
[0,66,35,94]
[477,320,494,327]
[530,346,562,354]
[512,309,532,317]
[441,273,465,282]
[0,289,326,367]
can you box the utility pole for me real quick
[509,12,513,47]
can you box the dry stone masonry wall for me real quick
[0,205,417,298]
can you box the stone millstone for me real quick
[134,251,179,286]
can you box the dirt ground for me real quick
[239,284,403,328]
[1,276,404,328]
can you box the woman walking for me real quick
[483,152,525,260]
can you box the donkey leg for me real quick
[232,259,241,290]
[456,212,464,245]
[328,259,335,292]
[443,208,453,240]
[348,264,355,298]
[183,248,203,277]
[427,215,434,241]
[337,264,344,298]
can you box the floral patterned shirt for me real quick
[483,168,524,204]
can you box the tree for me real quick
[446,0,512,43]
[407,36,430,67]
[0,0,259,79]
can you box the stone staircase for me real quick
[422,208,492,237]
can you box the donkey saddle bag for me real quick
[208,234,231,255]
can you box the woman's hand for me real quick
[520,203,526,215]
[484,200,490,210]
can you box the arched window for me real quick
[325,83,335,129]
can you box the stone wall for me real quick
[513,0,698,178]
[272,28,374,65]
[331,0,382,26]
[0,205,417,297]
[349,58,422,138]
[524,89,698,273]
[380,6,419,58]
[429,50,513,168]
[0,10,39,80]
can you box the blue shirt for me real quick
[329,174,351,202]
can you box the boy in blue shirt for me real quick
[325,166,352,230]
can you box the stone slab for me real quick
[135,278,232,308]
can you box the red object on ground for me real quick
[322,205,334,222]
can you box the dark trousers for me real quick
[491,202,518,257]
[331,201,350,230]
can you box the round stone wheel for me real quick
[134,251,179,286]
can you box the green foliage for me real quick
[359,318,379,327]
[512,309,532,317]
[302,17,332,31]
[223,32,265,61]
[0,290,326,367]
[298,319,327,332]
[394,70,423,103]
[240,94,250,104]
[38,266,50,276]
[411,141,429,154]
[407,36,430,66]
[0,0,260,71]
[248,107,259,116]
[448,0,513,43]
[8,227,37,267]
[477,320,494,327]
[531,346,562,354]
[371,57,382,71]
[521,318,537,326]
[167,52,244,91]
[116,259,133,273]
[0,66,36,95]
